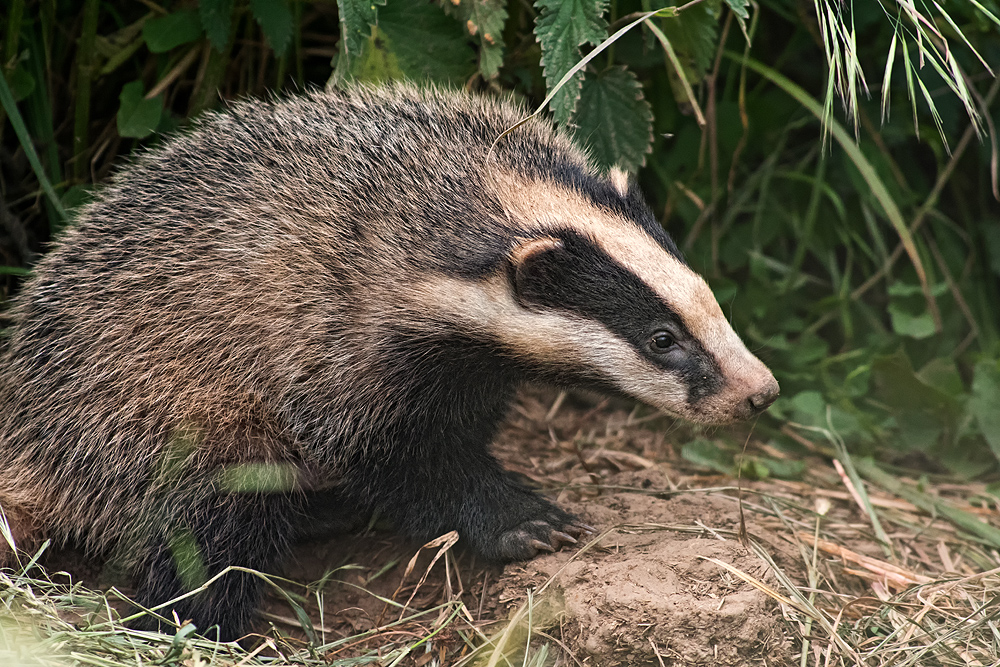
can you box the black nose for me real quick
[747,383,779,415]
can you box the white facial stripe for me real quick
[408,274,690,417]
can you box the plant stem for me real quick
[72,0,99,182]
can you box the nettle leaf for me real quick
[352,32,405,83]
[199,0,234,52]
[659,2,718,85]
[535,0,609,126]
[573,67,653,172]
[971,360,1000,461]
[117,81,162,139]
[143,10,202,54]
[441,0,508,79]
[338,0,386,66]
[249,0,293,54]
[352,1,475,85]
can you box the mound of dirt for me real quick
[490,472,792,666]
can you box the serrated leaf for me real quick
[199,0,234,52]
[117,81,162,139]
[351,31,406,84]
[572,67,653,172]
[142,10,202,54]
[971,360,1000,461]
[249,0,293,54]
[351,1,475,84]
[659,3,718,85]
[337,0,386,65]
[441,0,508,79]
[535,0,609,126]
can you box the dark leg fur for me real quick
[130,492,298,641]
[338,349,588,561]
[372,441,586,561]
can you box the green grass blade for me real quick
[881,27,898,123]
[0,68,68,226]
[732,53,940,331]
[645,17,706,127]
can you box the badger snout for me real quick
[745,377,780,417]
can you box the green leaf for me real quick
[658,3,718,85]
[337,0,386,66]
[535,0,609,126]
[722,0,749,20]
[887,281,947,339]
[350,1,475,85]
[168,528,208,591]
[681,439,734,474]
[199,0,234,52]
[7,65,35,101]
[117,80,162,139]
[60,184,94,214]
[441,0,508,79]
[572,67,653,172]
[761,457,806,480]
[916,358,965,398]
[142,10,202,54]
[970,360,1000,461]
[887,303,936,339]
[351,32,405,83]
[249,0,293,54]
[871,351,960,419]
[218,462,299,493]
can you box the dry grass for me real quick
[3,392,1000,666]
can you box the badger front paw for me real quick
[477,498,595,562]
[493,513,594,561]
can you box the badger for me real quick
[0,85,778,640]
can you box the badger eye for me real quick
[650,331,676,352]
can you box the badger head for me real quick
[412,169,778,425]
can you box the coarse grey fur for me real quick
[0,84,778,640]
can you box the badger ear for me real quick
[509,236,565,306]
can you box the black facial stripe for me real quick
[543,162,685,263]
[513,231,723,403]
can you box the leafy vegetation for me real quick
[2,0,997,478]
[0,0,999,660]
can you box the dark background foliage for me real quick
[1,0,998,481]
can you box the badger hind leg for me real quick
[129,489,300,642]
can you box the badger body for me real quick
[0,85,778,639]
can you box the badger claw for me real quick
[528,538,556,553]
[550,530,578,547]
